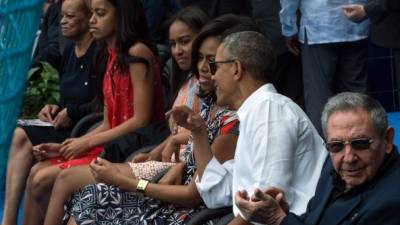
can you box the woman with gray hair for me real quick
[2,0,96,224]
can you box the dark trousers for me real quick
[274,51,304,109]
[394,49,400,110]
[301,39,368,134]
[102,122,170,163]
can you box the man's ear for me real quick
[233,60,243,81]
[384,127,394,154]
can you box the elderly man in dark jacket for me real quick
[234,92,400,225]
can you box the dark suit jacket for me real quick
[179,0,251,18]
[32,3,62,69]
[364,0,400,49]
[251,0,287,55]
[282,148,400,225]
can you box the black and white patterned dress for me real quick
[65,99,239,225]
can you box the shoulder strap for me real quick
[127,55,150,68]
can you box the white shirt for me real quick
[195,157,234,208]
[195,84,327,217]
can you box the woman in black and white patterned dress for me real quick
[65,96,238,225]
[42,14,249,225]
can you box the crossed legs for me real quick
[44,163,132,225]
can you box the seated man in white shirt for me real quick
[196,31,327,224]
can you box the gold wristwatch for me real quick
[136,179,149,197]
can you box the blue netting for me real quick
[0,0,43,190]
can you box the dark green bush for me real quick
[21,62,59,118]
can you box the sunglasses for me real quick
[325,138,374,153]
[208,59,236,75]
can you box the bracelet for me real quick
[136,179,149,197]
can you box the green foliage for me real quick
[21,62,60,118]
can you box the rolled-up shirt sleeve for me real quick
[195,157,234,208]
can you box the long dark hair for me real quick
[191,15,259,76]
[94,0,157,104]
[109,0,157,68]
[167,7,209,106]
[190,14,259,99]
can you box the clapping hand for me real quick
[262,187,289,213]
[235,188,287,225]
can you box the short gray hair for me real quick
[221,31,276,82]
[321,92,388,138]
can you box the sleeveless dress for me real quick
[49,47,164,169]
[65,98,239,225]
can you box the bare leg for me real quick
[44,163,132,225]
[22,161,62,225]
[43,165,95,225]
[66,217,77,225]
[1,128,35,225]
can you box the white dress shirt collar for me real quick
[237,83,277,121]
